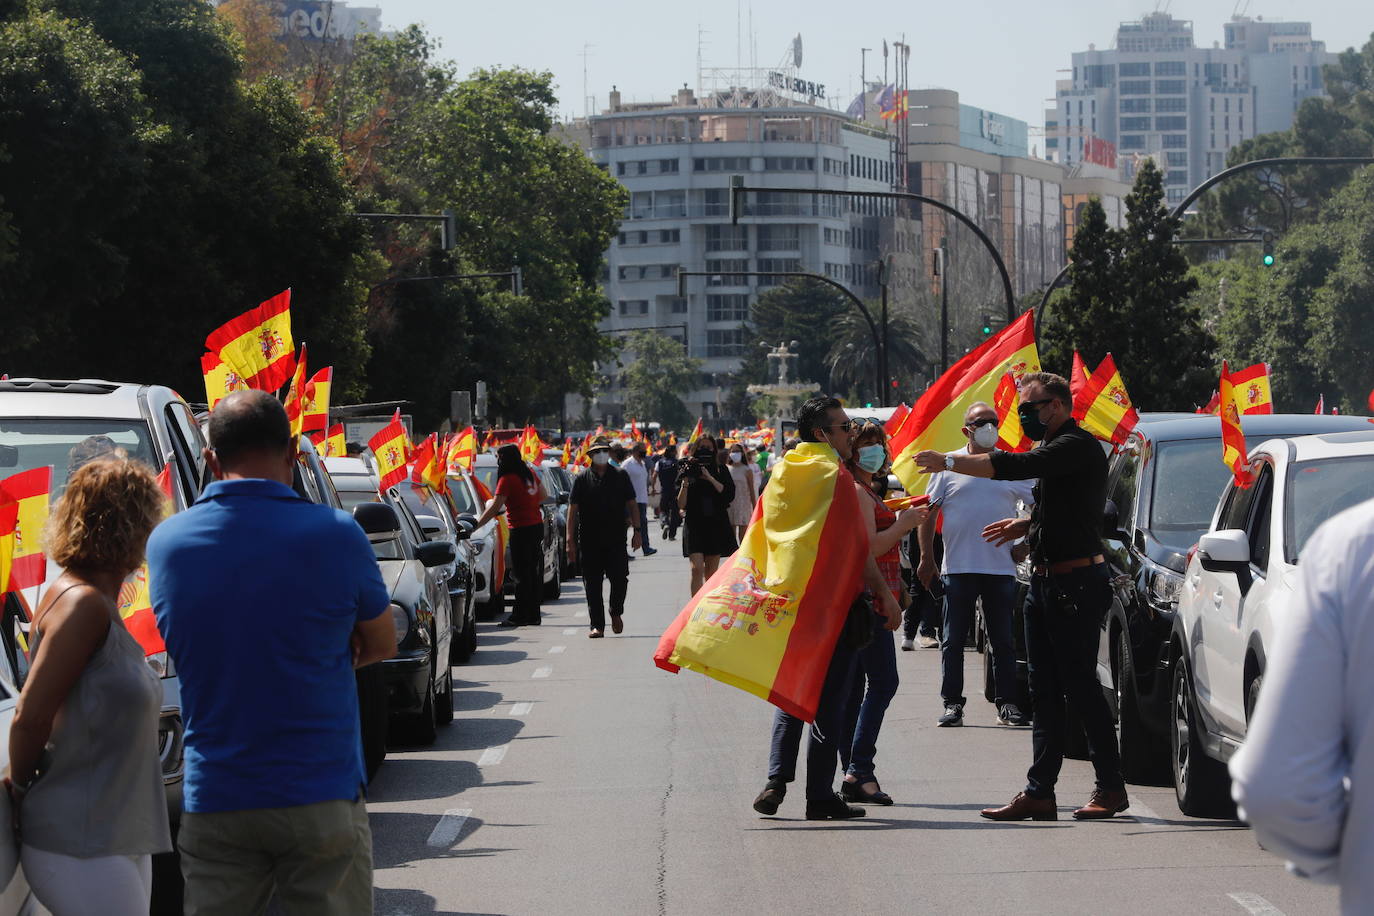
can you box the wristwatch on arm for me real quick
[943,455,955,471]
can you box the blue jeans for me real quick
[1023,564,1123,798]
[940,574,1017,706]
[766,640,859,800]
[636,502,652,552]
[840,631,899,781]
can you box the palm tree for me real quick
[826,308,930,404]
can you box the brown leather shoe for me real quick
[588,629,604,639]
[610,615,624,634]
[1072,788,1129,820]
[980,792,1057,821]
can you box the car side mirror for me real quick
[414,540,457,568]
[1197,529,1252,594]
[414,514,445,539]
[353,502,401,535]
[1102,499,1129,543]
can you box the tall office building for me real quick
[1046,12,1333,204]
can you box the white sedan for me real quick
[1170,428,1374,816]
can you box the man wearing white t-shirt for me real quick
[917,402,1035,727]
[625,443,657,556]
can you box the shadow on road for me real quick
[374,886,508,916]
[448,689,505,714]
[370,811,517,869]
[369,758,485,802]
[746,816,1070,831]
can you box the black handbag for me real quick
[839,589,877,651]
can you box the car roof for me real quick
[1130,412,1373,443]
[1274,428,1374,462]
[0,378,161,420]
[473,453,497,465]
[324,456,370,475]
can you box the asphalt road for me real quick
[366,548,1338,916]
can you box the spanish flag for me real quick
[561,439,572,467]
[310,423,346,458]
[410,434,447,493]
[0,489,17,596]
[1,467,50,592]
[892,310,1040,495]
[302,367,332,433]
[204,290,296,394]
[654,442,869,721]
[446,426,477,470]
[993,373,1033,452]
[883,404,910,438]
[1227,362,1273,415]
[1074,353,1139,446]
[1219,361,1254,488]
[519,425,543,463]
[687,419,704,448]
[369,418,410,491]
[1070,351,1090,403]
[116,466,173,657]
[472,475,508,590]
[201,351,247,409]
[283,345,309,439]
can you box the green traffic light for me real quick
[982,326,992,335]
[1263,253,1275,266]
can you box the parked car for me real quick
[0,598,44,914]
[1169,428,1374,816]
[326,458,458,746]
[448,467,504,619]
[473,453,561,600]
[541,461,576,580]
[390,480,478,665]
[0,378,212,823]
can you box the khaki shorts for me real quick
[178,797,372,916]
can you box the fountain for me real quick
[747,341,820,456]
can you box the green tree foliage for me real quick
[621,330,703,431]
[825,308,928,404]
[724,280,849,417]
[1043,161,1211,409]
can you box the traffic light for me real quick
[1261,232,1275,267]
[980,314,993,336]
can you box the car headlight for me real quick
[146,651,171,678]
[389,602,411,644]
[1148,568,1183,609]
[470,537,487,553]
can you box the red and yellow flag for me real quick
[1197,390,1221,415]
[519,425,543,463]
[472,475,508,590]
[310,423,345,458]
[0,489,17,596]
[1070,351,1090,404]
[1227,362,1273,416]
[883,404,910,439]
[892,310,1040,495]
[1,467,50,592]
[369,418,410,491]
[115,465,174,657]
[201,351,248,410]
[204,290,296,393]
[654,443,870,722]
[687,419,704,448]
[993,373,1033,452]
[561,439,572,467]
[1219,361,1254,488]
[410,434,447,493]
[283,345,309,439]
[1074,353,1139,446]
[302,367,332,433]
[446,426,477,471]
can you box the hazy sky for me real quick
[375,0,1369,135]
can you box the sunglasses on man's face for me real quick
[822,421,854,433]
[966,417,998,429]
[1020,398,1055,411]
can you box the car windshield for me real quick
[1286,456,1374,563]
[0,418,156,494]
[1148,438,1233,550]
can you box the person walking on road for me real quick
[567,437,641,638]
[751,397,904,821]
[624,443,657,557]
[915,372,1128,822]
[652,446,682,542]
[147,390,396,914]
[7,458,172,915]
[1229,499,1374,914]
[725,442,756,542]
[838,421,927,806]
[474,445,547,627]
[918,401,1035,729]
[677,437,736,595]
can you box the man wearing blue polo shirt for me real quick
[148,390,395,915]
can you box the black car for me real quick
[1096,412,1374,782]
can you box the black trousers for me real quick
[510,524,543,623]
[580,534,628,631]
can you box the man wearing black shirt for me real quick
[915,371,1127,822]
[568,437,641,638]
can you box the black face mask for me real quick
[1018,404,1049,441]
[694,450,714,462]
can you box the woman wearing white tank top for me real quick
[5,457,171,915]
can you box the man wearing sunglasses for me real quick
[917,401,1035,730]
[914,372,1127,823]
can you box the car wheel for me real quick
[542,555,561,599]
[396,673,438,747]
[476,585,504,621]
[356,664,388,779]
[451,612,476,664]
[1171,654,1234,818]
[1245,673,1263,723]
[435,668,454,725]
[1116,628,1166,785]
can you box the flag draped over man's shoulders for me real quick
[891,310,1039,495]
[654,442,868,722]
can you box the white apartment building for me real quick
[1046,12,1333,204]
[577,85,897,423]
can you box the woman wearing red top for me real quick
[474,445,546,627]
[839,421,927,805]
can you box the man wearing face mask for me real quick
[915,372,1126,822]
[917,402,1035,729]
[568,437,642,638]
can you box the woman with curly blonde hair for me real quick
[6,458,172,915]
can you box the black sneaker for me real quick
[997,703,1029,726]
[752,784,786,815]
[938,703,964,727]
[804,793,866,820]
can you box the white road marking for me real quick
[426,808,472,848]
[532,666,552,678]
[509,702,532,716]
[1124,798,1168,829]
[563,627,578,635]
[477,744,508,766]
[549,645,566,654]
[1228,892,1286,916]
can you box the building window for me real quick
[1155,116,1187,131]
[755,258,802,286]
[1119,62,1150,77]
[706,294,749,322]
[1120,98,1151,113]
[705,224,748,253]
[617,300,649,316]
[1156,97,1187,112]
[823,157,845,175]
[617,265,677,282]
[1166,170,1189,185]
[706,329,746,357]
[762,156,816,172]
[1161,134,1188,149]
[1155,80,1186,95]
[1120,117,1151,132]
[1083,64,1115,87]
[659,229,680,244]
[1119,135,1145,150]
[1166,152,1188,166]
[693,156,751,172]
[1120,80,1151,95]
[1154,61,1186,76]
[757,224,801,251]
[670,298,688,314]
[705,259,749,286]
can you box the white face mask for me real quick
[972,423,999,449]
[591,452,610,467]
[729,452,743,463]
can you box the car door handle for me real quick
[1212,589,1224,606]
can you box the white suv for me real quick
[1170,428,1374,816]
